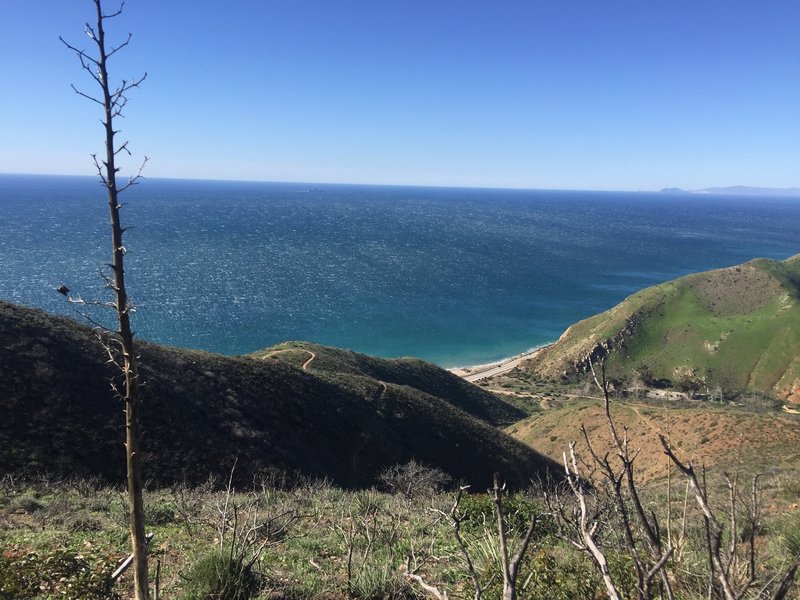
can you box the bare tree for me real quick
[549,359,674,600]
[587,361,675,600]
[660,435,800,600]
[406,476,540,600]
[490,473,540,600]
[550,357,799,600]
[378,460,452,505]
[60,2,149,598]
[560,441,623,600]
[431,484,487,600]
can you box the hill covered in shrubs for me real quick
[0,301,558,488]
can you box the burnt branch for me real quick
[404,555,449,600]
[769,556,800,600]
[489,473,541,600]
[69,84,104,105]
[583,358,674,600]
[563,443,622,600]
[106,32,133,59]
[660,435,739,600]
[101,1,125,20]
[435,485,484,600]
[59,36,101,69]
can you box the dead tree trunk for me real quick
[491,473,540,600]
[61,2,149,598]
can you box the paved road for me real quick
[454,346,550,382]
[461,356,528,382]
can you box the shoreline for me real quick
[448,343,552,382]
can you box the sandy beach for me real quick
[449,344,551,382]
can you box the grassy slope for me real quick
[0,301,558,488]
[523,254,800,401]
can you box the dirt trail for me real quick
[627,403,662,435]
[301,351,316,370]
[261,348,316,371]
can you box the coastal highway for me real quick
[451,345,549,382]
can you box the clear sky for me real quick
[1,1,798,191]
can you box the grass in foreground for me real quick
[1,463,798,600]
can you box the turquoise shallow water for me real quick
[1,174,799,367]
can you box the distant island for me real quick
[660,185,800,197]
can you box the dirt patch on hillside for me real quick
[508,402,800,483]
[688,264,782,316]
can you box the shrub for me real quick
[522,548,597,600]
[378,460,451,502]
[780,519,800,557]
[778,474,800,501]
[350,563,413,599]
[66,511,104,533]
[111,494,177,528]
[0,545,120,600]
[459,491,550,535]
[179,549,261,600]
[7,495,42,514]
[146,499,177,526]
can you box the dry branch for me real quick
[61,1,149,597]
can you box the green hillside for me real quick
[522,253,800,402]
[0,301,558,488]
[254,341,525,426]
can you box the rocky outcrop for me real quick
[568,310,645,378]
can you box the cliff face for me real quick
[520,254,800,402]
[0,301,559,488]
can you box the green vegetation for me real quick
[523,254,800,402]
[1,469,797,599]
[0,301,558,489]
[179,549,261,600]
[258,341,526,427]
[0,544,121,599]
[3,254,800,597]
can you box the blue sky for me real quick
[1,1,798,190]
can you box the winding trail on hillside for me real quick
[301,351,316,371]
[490,384,669,433]
[261,348,317,371]
[259,347,390,484]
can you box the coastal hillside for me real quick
[0,301,557,488]
[253,341,524,427]
[520,253,800,402]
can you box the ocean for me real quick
[1,174,799,367]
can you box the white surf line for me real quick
[450,344,552,383]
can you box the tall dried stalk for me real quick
[61,2,148,597]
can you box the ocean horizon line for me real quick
[2,176,799,366]
[0,171,757,196]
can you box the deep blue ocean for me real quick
[1,174,799,367]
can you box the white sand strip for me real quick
[450,344,551,382]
